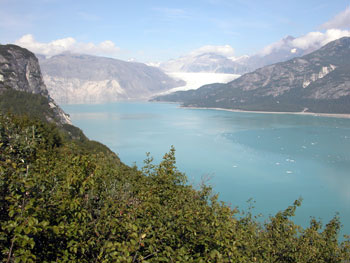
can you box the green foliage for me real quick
[0,89,115,157]
[1,113,349,262]
[0,89,59,124]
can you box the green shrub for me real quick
[1,113,349,262]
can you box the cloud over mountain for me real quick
[321,6,350,30]
[15,34,121,58]
[189,45,236,58]
[286,6,350,52]
[291,29,350,50]
[258,28,350,57]
[258,36,295,56]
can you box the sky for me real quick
[1,0,350,62]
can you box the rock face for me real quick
[154,37,350,114]
[0,44,71,124]
[0,45,48,95]
[39,53,184,104]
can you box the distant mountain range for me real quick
[240,36,313,71]
[153,37,350,114]
[32,35,327,105]
[160,52,251,74]
[160,36,314,75]
[38,53,184,104]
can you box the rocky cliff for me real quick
[0,44,71,124]
[39,53,184,104]
[154,37,350,114]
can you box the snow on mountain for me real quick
[154,37,350,114]
[160,29,350,78]
[156,72,240,95]
[160,53,250,74]
[159,37,308,76]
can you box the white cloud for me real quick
[252,7,350,57]
[321,6,350,30]
[257,29,350,56]
[189,45,235,57]
[15,34,121,58]
[259,36,294,56]
[292,29,350,50]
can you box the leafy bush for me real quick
[0,89,56,123]
[1,113,349,262]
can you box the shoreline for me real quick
[182,106,350,119]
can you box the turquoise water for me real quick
[62,102,350,237]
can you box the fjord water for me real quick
[63,102,350,236]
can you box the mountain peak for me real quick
[160,51,250,74]
[154,37,350,114]
[283,35,296,41]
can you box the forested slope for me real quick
[1,112,350,262]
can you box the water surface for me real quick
[63,102,350,237]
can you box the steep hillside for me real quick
[39,53,184,104]
[154,37,350,114]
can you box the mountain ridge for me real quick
[159,35,315,75]
[39,53,185,104]
[160,52,251,74]
[153,37,350,114]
